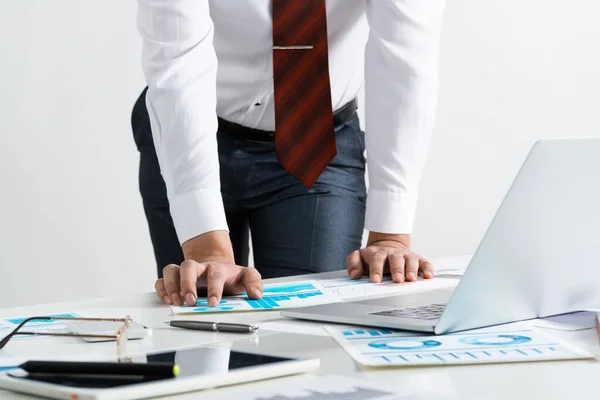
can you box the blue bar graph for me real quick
[6,313,77,325]
[263,282,317,293]
[244,291,324,310]
[341,329,395,336]
[246,282,319,296]
[173,280,337,314]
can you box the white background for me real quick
[1,0,599,308]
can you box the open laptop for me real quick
[282,138,600,334]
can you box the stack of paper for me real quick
[171,274,460,315]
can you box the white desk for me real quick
[1,256,599,399]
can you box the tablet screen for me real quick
[11,347,291,389]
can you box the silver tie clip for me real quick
[272,45,314,50]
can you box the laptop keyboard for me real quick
[370,303,447,320]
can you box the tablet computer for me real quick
[0,346,319,400]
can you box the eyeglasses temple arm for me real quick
[14,332,117,339]
[0,316,131,349]
[0,316,53,349]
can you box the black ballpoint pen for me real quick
[169,320,259,333]
[18,361,179,377]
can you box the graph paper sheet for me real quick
[171,281,341,314]
[208,374,457,400]
[327,326,592,367]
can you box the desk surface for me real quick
[1,256,598,399]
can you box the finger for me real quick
[154,279,171,305]
[346,250,364,279]
[368,250,387,283]
[163,264,183,305]
[388,253,406,283]
[404,254,420,282]
[420,258,435,279]
[180,260,200,306]
[239,267,263,299]
[204,263,227,306]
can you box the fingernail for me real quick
[163,295,172,305]
[252,287,263,298]
[371,273,381,283]
[172,293,182,305]
[393,273,404,282]
[185,293,196,306]
[349,269,359,279]
[407,273,416,281]
[209,296,218,306]
[424,271,433,279]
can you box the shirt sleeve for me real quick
[364,0,446,234]
[137,0,228,245]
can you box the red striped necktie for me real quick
[272,0,336,188]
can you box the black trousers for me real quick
[131,88,367,279]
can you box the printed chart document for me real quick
[317,276,458,301]
[0,313,79,341]
[431,254,471,277]
[171,281,341,314]
[207,374,457,400]
[327,326,592,367]
[0,313,92,370]
[0,352,107,371]
[530,311,597,331]
[172,275,460,314]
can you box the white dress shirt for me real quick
[137,0,446,245]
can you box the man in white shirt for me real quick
[132,0,445,308]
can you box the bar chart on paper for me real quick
[170,281,341,314]
[340,328,401,337]
[0,313,86,369]
[0,313,79,341]
[209,375,425,400]
[328,327,592,367]
[253,387,393,400]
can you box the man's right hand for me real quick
[154,231,263,307]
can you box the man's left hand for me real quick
[346,232,434,283]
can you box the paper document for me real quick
[317,276,458,301]
[171,281,340,314]
[260,318,382,337]
[531,311,597,331]
[432,254,471,276]
[172,274,460,314]
[208,374,456,400]
[0,313,79,341]
[0,313,87,369]
[327,326,592,367]
[0,352,108,370]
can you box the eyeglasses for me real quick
[0,316,132,360]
